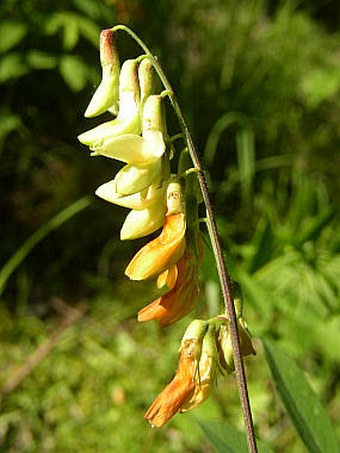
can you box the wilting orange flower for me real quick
[144,338,202,427]
[144,317,256,428]
[137,249,200,326]
[145,324,218,427]
[125,211,186,281]
[181,326,218,412]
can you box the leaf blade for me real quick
[263,338,339,453]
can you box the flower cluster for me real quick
[79,28,203,327]
[78,30,169,241]
[145,315,256,427]
[79,27,256,428]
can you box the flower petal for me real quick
[125,212,186,280]
[144,345,197,427]
[85,64,120,118]
[138,251,199,325]
[120,206,165,240]
[78,108,140,148]
[95,179,166,210]
[115,159,163,195]
[157,264,178,290]
[84,29,120,118]
[144,376,195,428]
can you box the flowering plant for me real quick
[79,25,257,451]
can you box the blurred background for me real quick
[0,0,339,451]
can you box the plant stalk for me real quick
[113,24,258,453]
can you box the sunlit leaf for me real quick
[59,55,89,91]
[0,22,27,53]
[0,114,21,141]
[0,53,29,83]
[26,50,58,70]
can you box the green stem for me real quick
[113,24,257,453]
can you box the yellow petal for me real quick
[95,179,166,210]
[84,29,120,118]
[120,206,165,240]
[156,264,178,290]
[115,159,163,195]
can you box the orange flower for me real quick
[144,337,202,427]
[137,249,200,326]
[181,325,218,412]
[144,323,218,427]
[125,211,186,281]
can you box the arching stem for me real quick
[113,24,258,453]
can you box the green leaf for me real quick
[247,217,275,274]
[0,53,29,83]
[263,338,339,453]
[296,206,335,247]
[196,419,274,453]
[0,114,21,141]
[0,22,27,53]
[26,50,58,70]
[59,55,89,92]
[236,127,255,206]
[72,0,109,20]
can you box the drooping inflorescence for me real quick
[78,27,255,428]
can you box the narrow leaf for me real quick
[197,419,274,453]
[263,338,339,453]
[0,196,92,296]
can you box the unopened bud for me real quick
[119,59,139,97]
[217,319,256,374]
[231,281,243,318]
[166,179,185,215]
[181,319,208,346]
[138,58,158,104]
[142,95,163,134]
[85,29,120,118]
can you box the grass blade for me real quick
[0,196,92,296]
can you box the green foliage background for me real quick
[0,0,339,451]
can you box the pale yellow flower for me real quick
[84,29,120,118]
[120,204,166,240]
[95,179,166,210]
[78,59,141,153]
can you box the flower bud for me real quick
[180,319,208,348]
[181,325,219,412]
[217,319,256,374]
[84,29,120,118]
[166,179,185,215]
[138,58,159,105]
[142,94,164,135]
[231,281,243,318]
